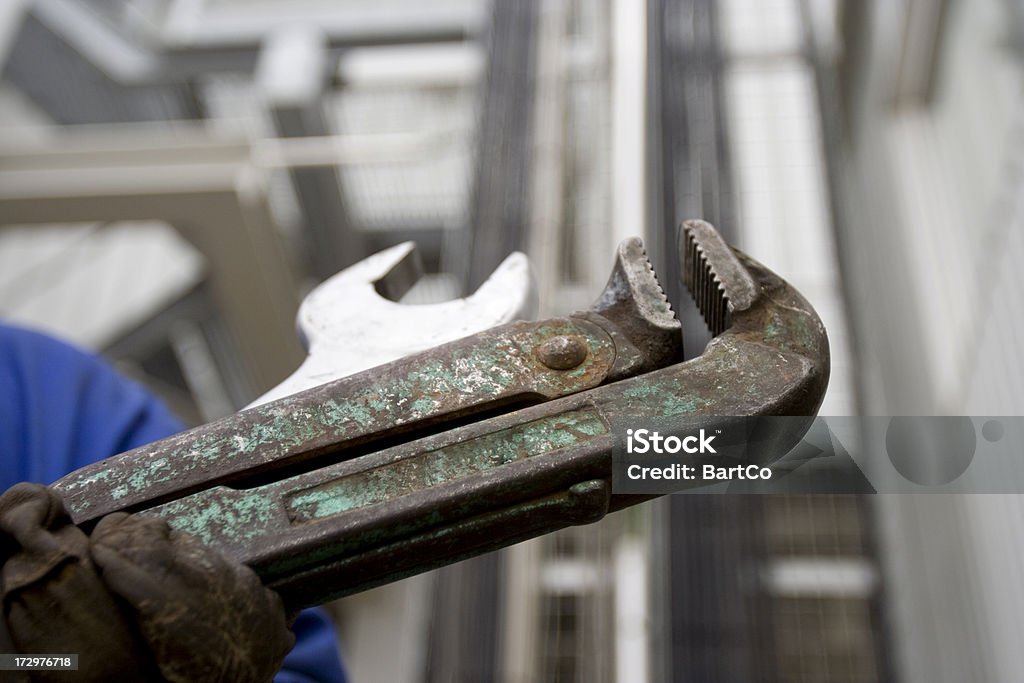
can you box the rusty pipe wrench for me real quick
[52,219,829,609]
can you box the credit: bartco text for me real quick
[625,463,773,481]
[623,428,773,481]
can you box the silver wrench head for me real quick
[251,242,537,406]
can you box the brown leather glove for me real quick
[0,483,295,682]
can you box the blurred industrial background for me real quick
[1,0,1021,681]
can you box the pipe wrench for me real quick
[52,220,829,609]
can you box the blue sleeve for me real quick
[0,324,184,486]
[0,323,348,683]
[274,610,349,683]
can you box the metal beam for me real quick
[3,5,201,124]
[2,0,482,124]
[258,26,361,279]
[162,0,483,61]
[462,0,540,291]
[0,132,304,397]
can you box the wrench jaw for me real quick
[734,251,830,415]
[464,250,538,329]
[587,237,683,378]
[370,242,423,302]
[658,218,831,491]
[681,219,758,336]
[681,218,830,416]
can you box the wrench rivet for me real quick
[538,336,588,370]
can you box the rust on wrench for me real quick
[52,220,828,609]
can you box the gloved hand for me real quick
[0,483,295,682]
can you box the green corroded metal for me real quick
[263,480,612,605]
[48,222,829,610]
[55,316,619,525]
[155,493,278,547]
[143,409,609,555]
[286,410,607,522]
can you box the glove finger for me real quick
[0,484,72,571]
[0,483,67,528]
[90,513,185,609]
[93,514,294,682]
[1,490,159,681]
[94,513,261,608]
[0,484,90,596]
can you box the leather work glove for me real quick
[0,483,295,682]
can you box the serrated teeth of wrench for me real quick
[681,219,758,337]
[590,237,682,370]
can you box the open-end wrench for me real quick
[53,220,829,609]
[253,242,536,406]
